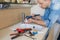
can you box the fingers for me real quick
[24,18,33,24]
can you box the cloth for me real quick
[20,24,44,31]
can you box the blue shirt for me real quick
[42,0,60,29]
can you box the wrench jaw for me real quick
[10,32,24,40]
[10,33,20,39]
[11,34,20,39]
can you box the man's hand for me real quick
[25,18,46,27]
[34,16,41,20]
[28,18,33,23]
[25,18,33,24]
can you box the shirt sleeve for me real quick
[48,10,59,29]
[47,1,60,28]
[56,17,60,24]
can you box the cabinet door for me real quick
[0,9,19,29]
[0,0,3,2]
[0,8,30,29]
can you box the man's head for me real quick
[37,0,51,9]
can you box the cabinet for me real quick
[0,0,3,2]
[0,7,30,29]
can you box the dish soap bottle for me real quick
[31,26,38,35]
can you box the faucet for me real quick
[22,12,25,23]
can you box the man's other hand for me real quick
[25,18,33,24]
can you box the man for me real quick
[25,0,60,40]
[25,0,60,29]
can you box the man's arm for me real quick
[28,18,46,27]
